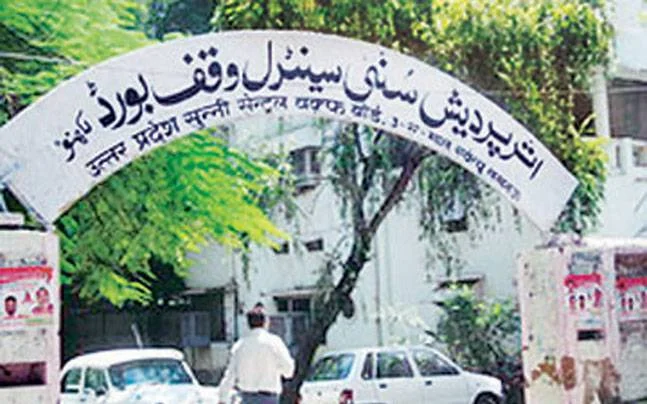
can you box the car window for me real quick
[307,353,355,381]
[61,368,82,394]
[376,351,413,379]
[84,367,109,395]
[361,353,374,380]
[108,359,193,389]
[412,349,458,376]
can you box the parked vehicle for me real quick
[60,348,219,404]
[299,345,503,404]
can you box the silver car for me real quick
[300,345,503,404]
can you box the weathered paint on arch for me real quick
[0,31,577,229]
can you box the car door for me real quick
[354,352,379,403]
[410,348,470,404]
[374,350,423,404]
[60,367,84,404]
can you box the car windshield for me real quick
[307,353,355,381]
[108,359,193,389]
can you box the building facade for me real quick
[179,0,647,381]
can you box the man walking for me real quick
[218,303,295,404]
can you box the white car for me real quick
[60,348,219,404]
[300,346,503,404]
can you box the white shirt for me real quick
[218,328,295,402]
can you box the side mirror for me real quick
[95,386,107,397]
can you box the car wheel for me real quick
[475,393,500,404]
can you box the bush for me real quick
[426,287,524,404]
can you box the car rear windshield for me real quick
[108,359,192,389]
[307,353,355,381]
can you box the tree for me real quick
[213,0,611,401]
[144,0,219,40]
[0,0,287,305]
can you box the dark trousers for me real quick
[240,391,279,404]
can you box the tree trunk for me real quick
[280,149,426,403]
[281,244,369,403]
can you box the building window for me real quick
[270,296,313,355]
[433,274,485,305]
[291,149,307,175]
[609,80,647,140]
[444,217,468,233]
[181,312,211,347]
[188,291,226,343]
[289,146,321,192]
[304,238,324,252]
[440,192,468,233]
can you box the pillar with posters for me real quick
[519,238,647,403]
[0,227,59,404]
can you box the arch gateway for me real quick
[0,30,580,404]
[0,31,576,230]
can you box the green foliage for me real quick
[428,287,524,403]
[412,0,611,233]
[1,0,288,306]
[144,0,218,40]
[214,0,612,234]
[0,0,151,114]
[57,132,286,305]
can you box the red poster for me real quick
[564,273,604,330]
[0,266,55,329]
[616,276,647,321]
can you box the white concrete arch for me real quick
[0,31,576,229]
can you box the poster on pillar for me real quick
[616,277,647,322]
[1,266,55,328]
[564,273,605,331]
[0,230,59,404]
